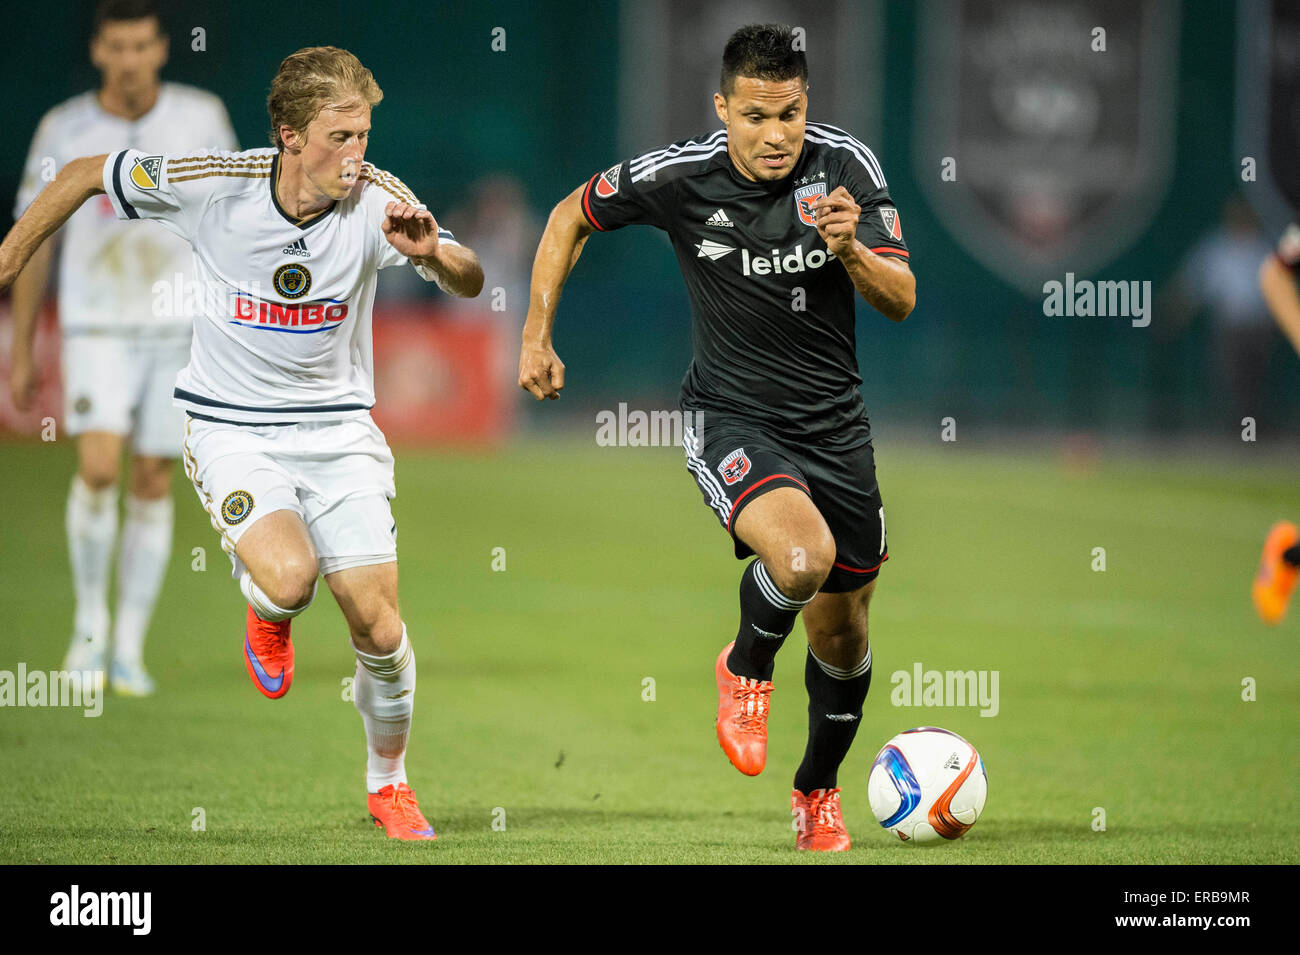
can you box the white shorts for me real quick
[181,413,398,579]
[62,331,192,456]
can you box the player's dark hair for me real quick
[93,0,167,38]
[720,23,807,97]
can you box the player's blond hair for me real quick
[267,46,383,150]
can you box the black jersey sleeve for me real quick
[834,148,909,262]
[579,158,673,232]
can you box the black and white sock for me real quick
[793,645,872,794]
[727,559,813,681]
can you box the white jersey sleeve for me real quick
[101,147,242,241]
[357,163,460,287]
[14,108,63,218]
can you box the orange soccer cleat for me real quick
[244,605,294,699]
[368,783,437,841]
[715,641,773,776]
[1253,521,1300,625]
[792,787,851,851]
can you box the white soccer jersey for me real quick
[15,82,238,332]
[100,146,460,424]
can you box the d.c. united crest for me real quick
[794,182,826,227]
[718,448,751,486]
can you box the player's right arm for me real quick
[0,155,108,296]
[519,156,671,400]
[518,183,593,400]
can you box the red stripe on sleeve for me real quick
[581,176,607,232]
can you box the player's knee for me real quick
[351,607,403,655]
[129,457,173,499]
[79,461,120,491]
[263,561,318,612]
[766,535,836,600]
[810,622,869,658]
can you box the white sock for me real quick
[66,475,118,648]
[112,495,173,666]
[353,624,415,793]
[240,570,315,622]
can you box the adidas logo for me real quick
[825,713,859,722]
[281,237,310,257]
[944,752,962,770]
[705,208,734,228]
[695,239,734,260]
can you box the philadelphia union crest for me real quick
[273,263,312,300]
[221,490,254,525]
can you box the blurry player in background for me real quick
[8,0,237,694]
[519,23,914,850]
[0,46,483,839]
[1253,223,1300,624]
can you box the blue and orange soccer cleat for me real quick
[368,783,437,841]
[715,640,773,776]
[792,787,851,851]
[244,605,293,699]
[1253,521,1299,626]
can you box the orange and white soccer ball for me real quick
[867,727,987,843]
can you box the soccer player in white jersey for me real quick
[8,0,237,696]
[0,46,483,840]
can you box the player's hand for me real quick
[518,341,565,400]
[812,186,862,257]
[9,353,39,411]
[381,201,441,261]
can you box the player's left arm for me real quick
[813,186,914,322]
[381,201,483,298]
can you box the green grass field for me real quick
[1,435,1296,864]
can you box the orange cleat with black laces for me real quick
[792,787,851,851]
[715,641,773,776]
[368,783,437,841]
[244,605,293,699]
[1253,521,1300,626]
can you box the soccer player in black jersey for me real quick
[518,23,915,850]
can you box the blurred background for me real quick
[3,0,1300,868]
[0,0,1296,442]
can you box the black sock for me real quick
[1284,544,1300,567]
[793,646,872,794]
[727,559,811,681]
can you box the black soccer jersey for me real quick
[580,122,908,446]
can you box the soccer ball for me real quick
[867,727,987,844]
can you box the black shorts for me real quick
[681,416,887,593]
